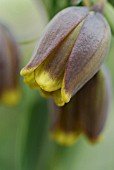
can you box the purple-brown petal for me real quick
[50,96,81,145]
[50,98,80,133]
[0,23,21,105]
[0,24,20,90]
[78,67,111,142]
[62,12,111,103]
[23,7,89,72]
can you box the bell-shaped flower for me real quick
[21,7,111,106]
[50,67,111,145]
[0,23,21,105]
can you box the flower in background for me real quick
[50,67,111,145]
[0,23,21,106]
[21,7,111,106]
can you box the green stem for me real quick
[103,2,114,36]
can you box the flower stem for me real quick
[103,2,114,36]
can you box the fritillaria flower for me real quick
[0,23,21,105]
[21,7,111,106]
[50,67,111,145]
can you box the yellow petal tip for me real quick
[35,69,61,92]
[55,102,65,107]
[61,89,71,104]
[20,66,37,76]
[1,88,21,106]
[53,90,65,106]
[20,68,28,76]
[50,130,79,146]
[88,135,104,144]
[24,72,39,90]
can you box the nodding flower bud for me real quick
[21,7,111,106]
[50,67,111,145]
[0,23,21,106]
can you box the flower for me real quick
[0,23,21,105]
[50,66,111,145]
[21,7,111,106]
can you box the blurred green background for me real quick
[0,0,114,170]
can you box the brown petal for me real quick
[77,67,111,142]
[21,7,89,75]
[62,12,111,103]
[0,23,21,105]
[50,95,81,145]
[0,30,7,95]
[34,21,83,92]
[0,23,20,90]
[50,66,111,145]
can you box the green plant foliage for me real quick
[108,0,114,6]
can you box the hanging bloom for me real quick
[50,67,111,145]
[21,7,111,106]
[0,23,21,106]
